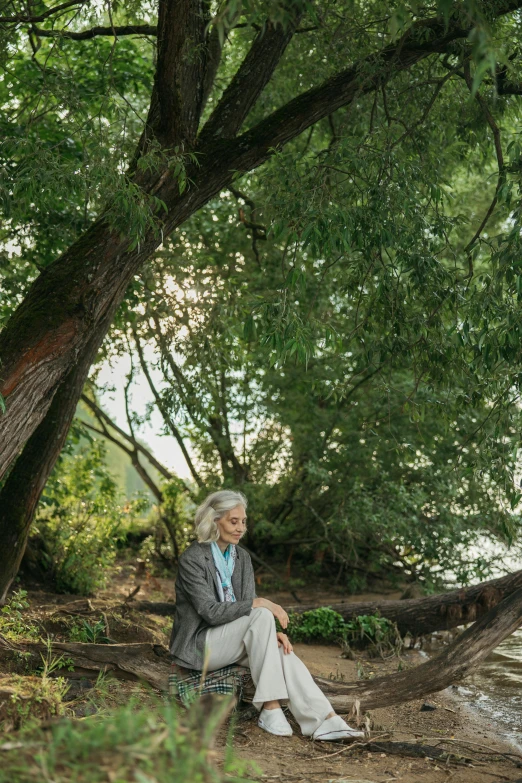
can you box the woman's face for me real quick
[217,505,247,548]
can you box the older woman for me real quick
[170,489,363,741]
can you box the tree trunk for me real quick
[288,568,522,636]
[319,584,522,713]
[0,324,109,603]
[2,5,517,480]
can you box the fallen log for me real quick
[291,569,522,636]
[316,584,522,714]
[130,568,522,637]
[0,635,171,691]
[1,585,520,712]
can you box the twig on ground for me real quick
[124,585,141,603]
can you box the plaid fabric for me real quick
[168,662,254,708]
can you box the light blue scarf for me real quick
[211,542,237,602]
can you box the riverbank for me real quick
[226,581,522,782]
[2,567,520,782]
[230,641,522,782]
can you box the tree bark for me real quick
[319,584,522,714]
[288,568,522,636]
[0,324,109,603]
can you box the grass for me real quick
[0,696,258,783]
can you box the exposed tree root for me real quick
[0,635,171,691]
[2,583,520,711]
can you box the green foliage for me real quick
[0,590,39,641]
[36,439,148,595]
[343,614,403,659]
[3,0,522,592]
[286,608,402,658]
[287,607,348,644]
[68,619,111,645]
[0,699,256,783]
[0,674,67,732]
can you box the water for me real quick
[457,629,522,749]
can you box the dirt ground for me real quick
[4,563,522,783]
[230,641,522,783]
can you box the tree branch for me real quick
[153,0,209,146]
[82,420,164,503]
[462,61,505,277]
[221,3,522,173]
[132,330,204,488]
[80,394,173,482]
[201,13,301,141]
[30,23,157,40]
[0,0,86,23]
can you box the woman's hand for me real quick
[277,632,293,654]
[252,597,289,629]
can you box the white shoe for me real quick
[312,714,365,742]
[258,707,293,737]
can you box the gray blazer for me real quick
[169,541,256,669]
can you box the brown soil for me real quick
[230,641,522,782]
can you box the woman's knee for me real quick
[250,606,275,626]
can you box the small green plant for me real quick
[68,618,111,644]
[37,639,75,677]
[0,589,39,640]
[343,614,403,659]
[286,607,403,658]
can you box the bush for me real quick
[287,607,348,644]
[36,439,149,595]
[286,607,402,657]
[0,590,39,641]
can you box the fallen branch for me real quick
[316,585,522,713]
[0,635,170,691]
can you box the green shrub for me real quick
[287,607,348,644]
[286,607,403,657]
[36,440,148,595]
[0,590,39,641]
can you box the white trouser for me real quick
[204,606,333,736]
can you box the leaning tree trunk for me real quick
[319,584,522,713]
[0,3,512,481]
[0,323,110,603]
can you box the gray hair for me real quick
[195,490,248,543]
